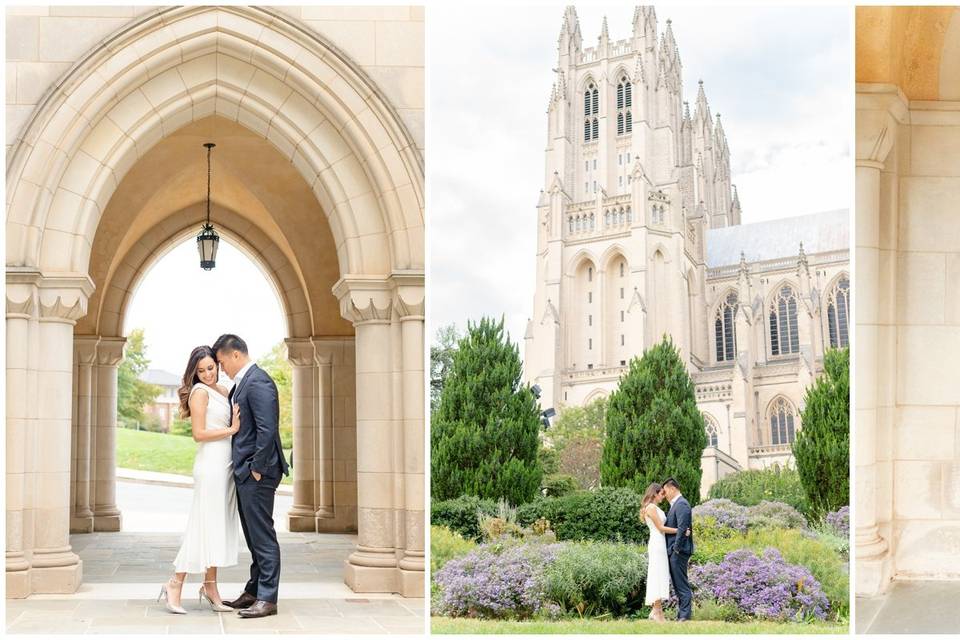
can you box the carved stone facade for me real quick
[6,5,423,598]
[524,7,850,495]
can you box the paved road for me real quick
[117,478,294,533]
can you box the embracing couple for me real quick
[641,478,694,623]
[157,334,289,618]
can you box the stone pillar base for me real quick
[70,516,95,534]
[30,562,82,594]
[94,514,121,532]
[288,513,317,532]
[344,561,398,594]
[856,555,892,597]
[398,568,424,598]
[6,569,31,599]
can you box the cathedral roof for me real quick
[705,209,848,268]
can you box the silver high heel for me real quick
[158,578,187,614]
[199,581,233,612]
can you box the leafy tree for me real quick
[431,316,543,505]
[794,347,849,520]
[430,324,460,411]
[117,328,161,428]
[546,397,606,490]
[601,336,707,505]
[258,342,293,450]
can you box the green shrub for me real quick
[541,474,579,497]
[795,348,850,520]
[431,525,476,574]
[691,527,848,619]
[431,495,498,541]
[746,500,808,530]
[601,338,707,504]
[431,317,543,505]
[543,541,647,617]
[708,466,809,516]
[170,417,192,437]
[516,487,646,544]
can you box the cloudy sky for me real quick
[429,4,852,351]
[125,239,285,377]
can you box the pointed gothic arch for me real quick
[823,272,850,350]
[765,395,800,447]
[766,279,801,357]
[6,5,424,599]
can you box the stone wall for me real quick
[6,5,424,160]
[892,101,960,579]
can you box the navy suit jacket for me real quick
[228,364,290,483]
[665,495,694,557]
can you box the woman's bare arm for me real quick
[188,389,239,442]
[644,504,679,534]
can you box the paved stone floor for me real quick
[857,580,960,633]
[6,480,425,634]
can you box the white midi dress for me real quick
[172,383,240,573]
[644,506,672,604]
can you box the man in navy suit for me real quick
[663,477,694,621]
[215,334,290,618]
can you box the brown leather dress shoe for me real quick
[238,600,278,618]
[221,592,257,609]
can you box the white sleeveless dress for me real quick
[644,505,672,604]
[172,383,240,573]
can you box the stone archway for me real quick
[6,5,423,599]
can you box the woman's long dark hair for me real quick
[178,346,217,418]
[641,482,664,512]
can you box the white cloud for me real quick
[429,4,851,348]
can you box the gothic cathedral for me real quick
[524,7,850,494]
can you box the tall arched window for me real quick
[768,397,797,446]
[826,275,850,349]
[617,75,632,135]
[769,285,799,356]
[714,292,738,362]
[584,82,599,142]
[589,213,595,230]
[604,211,610,226]
[703,414,719,448]
[626,206,632,223]
[568,217,574,233]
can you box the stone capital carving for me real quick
[394,286,424,321]
[96,337,126,367]
[311,337,352,365]
[74,336,100,366]
[6,289,36,319]
[855,84,909,165]
[333,276,394,325]
[285,338,316,368]
[34,273,95,325]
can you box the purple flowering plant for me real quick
[825,506,849,538]
[691,548,830,621]
[692,499,749,533]
[432,538,563,619]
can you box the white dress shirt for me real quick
[669,492,683,507]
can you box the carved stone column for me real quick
[336,278,398,593]
[286,338,318,532]
[313,337,356,532]
[31,278,92,593]
[93,337,125,532]
[70,336,98,533]
[395,279,425,597]
[855,85,905,596]
[6,273,38,598]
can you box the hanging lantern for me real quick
[196,142,219,270]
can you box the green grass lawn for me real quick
[431,617,847,635]
[116,427,293,485]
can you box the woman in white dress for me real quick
[158,346,241,614]
[641,482,680,623]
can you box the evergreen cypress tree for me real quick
[601,336,706,505]
[794,347,849,520]
[430,316,543,504]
